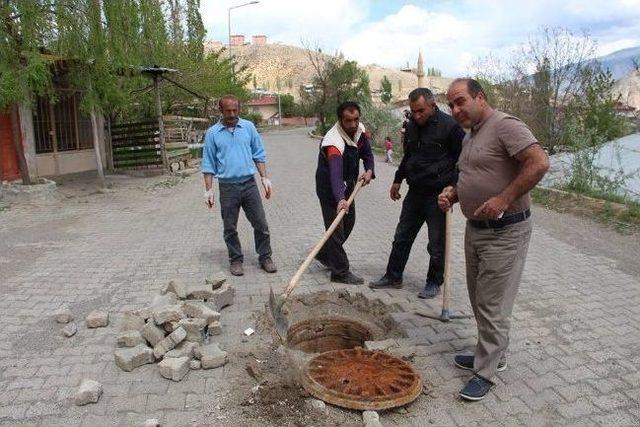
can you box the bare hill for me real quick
[209,43,453,101]
[614,70,640,110]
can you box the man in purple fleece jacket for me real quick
[314,101,375,285]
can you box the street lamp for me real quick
[228,1,259,61]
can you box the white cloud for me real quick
[339,5,473,74]
[201,0,640,76]
[201,0,369,51]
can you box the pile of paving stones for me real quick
[113,273,235,382]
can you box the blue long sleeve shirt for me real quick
[201,118,267,183]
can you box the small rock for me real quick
[364,339,399,352]
[152,304,184,325]
[141,320,166,347]
[163,321,180,333]
[54,307,74,324]
[133,307,153,321]
[151,293,177,309]
[116,330,145,348]
[186,284,216,300]
[143,419,160,427]
[164,280,188,299]
[153,326,187,359]
[179,318,207,343]
[205,272,226,290]
[75,379,103,406]
[190,360,201,370]
[62,323,77,337]
[194,342,227,369]
[158,356,190,381]
[208,283,235,311]
[363,410,383,427]
[182,300,220,323]
[207,320,222,336]
[165,341,198,359]
[86,310,109,328]
[307,398,327,413]
[114,344,155,372]
[118,311,145,332]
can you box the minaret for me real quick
[417,50,425,88]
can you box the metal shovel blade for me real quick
[268,287,289,341]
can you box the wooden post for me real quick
[48,100,60,176]
[154,75,168,171]
[10,104,31,185]
[90,109,105,187]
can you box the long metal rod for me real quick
[154,75,168,171]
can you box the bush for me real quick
[244,112,263,126]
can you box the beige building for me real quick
[247,96,279,124]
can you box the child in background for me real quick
[384,136,394,163]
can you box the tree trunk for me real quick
[10,104,31,185]
[90,109,105,188]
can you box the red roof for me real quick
[248,96,277,106]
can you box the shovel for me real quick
[415,208,472,322]
[269,178,365,341]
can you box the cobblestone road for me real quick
[1,127,639,426]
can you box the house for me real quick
[0,60,107,182]
[247,96,279,125]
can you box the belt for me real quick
[468,209,531,229]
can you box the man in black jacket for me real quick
[370,88,465,298]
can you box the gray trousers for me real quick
[219,177,272,264]
[464,219,532,381]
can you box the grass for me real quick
[532,186,640,234]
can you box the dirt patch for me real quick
[198,290,406,426]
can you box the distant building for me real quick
[229,35,245,46]
[247,96,279,125]
[252,35,267,45]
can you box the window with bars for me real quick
[33,90,94,154]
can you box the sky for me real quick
[201,0,640,76]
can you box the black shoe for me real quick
[417,280,441,299]
[454,354,507,372]
[331,272,364,285]
[260,257,277,273]
[459,375,493,401]
[368,275,403,289]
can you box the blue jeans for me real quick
[385,189,445,285]
[218,177,272,263]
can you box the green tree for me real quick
[185,0,205,61]
[380,75,392,104]
[279,94,297,117]
[304,48,371,134]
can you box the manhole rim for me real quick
[286,315,380,353]
[301,347,423,411]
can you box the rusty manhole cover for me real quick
[301,347,423,410]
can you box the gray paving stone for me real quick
[1,128,639,426]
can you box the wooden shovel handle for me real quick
[442,208,453,311]
[282,179,365,297]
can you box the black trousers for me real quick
[219,178,272,264]
[316,198,356,278]
[385,189,445,285]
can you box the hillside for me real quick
[614,69,640,110]
[207,43,453,101]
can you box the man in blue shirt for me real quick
[202,95,276,276]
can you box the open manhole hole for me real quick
[301,347,423,410]
[279,291,422,410]
[286,316,374,353]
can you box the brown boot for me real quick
[260,257,277,273]
[230,262,244,276]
